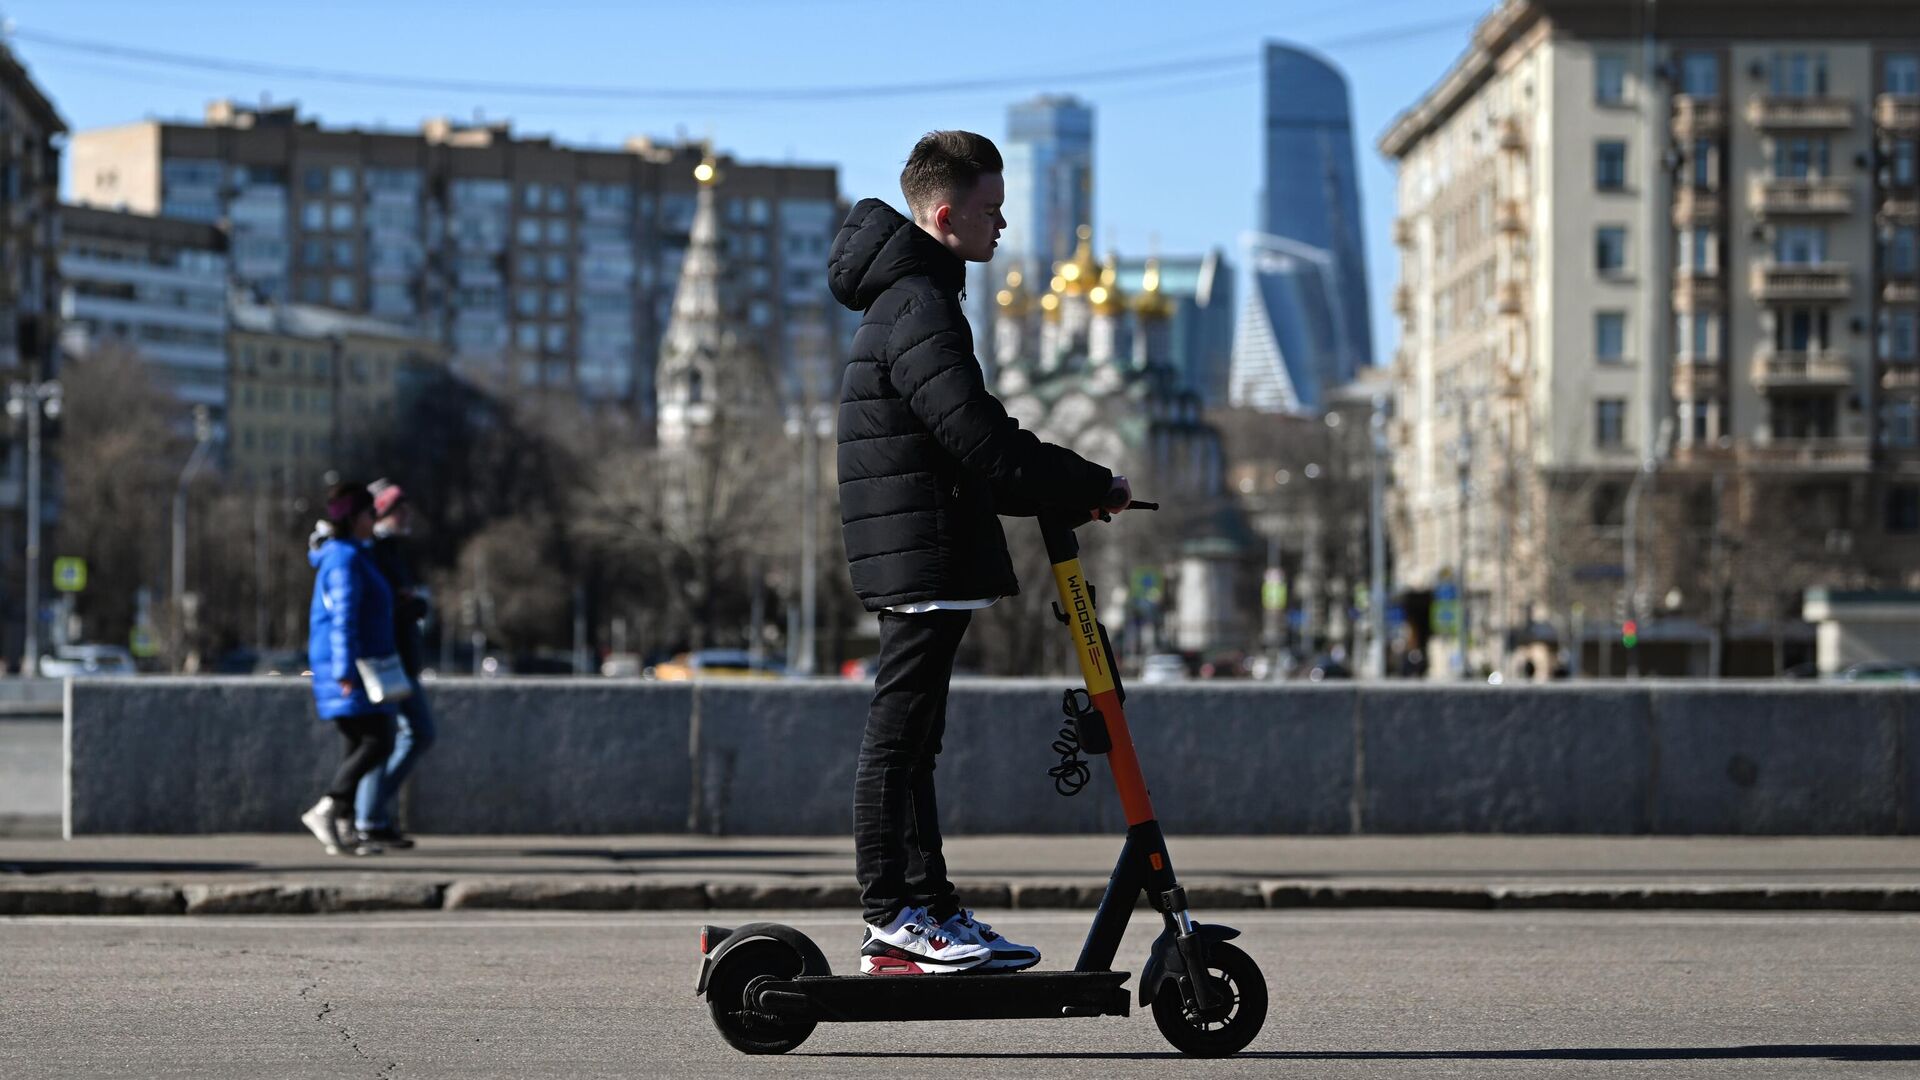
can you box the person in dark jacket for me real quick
[351,479,435,849]
[299,482,398,857]
[828,130,1130,975]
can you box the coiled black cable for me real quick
[1049,688,1094,797]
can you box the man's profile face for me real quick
[934,171,1006,263]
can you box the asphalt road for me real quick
[6,910,1919,1079]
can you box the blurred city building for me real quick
[1231,42,1374,413]
[57,206,229,431]
[990,224,1251,654]
[225,299,446,489]
[1002,95,1096,304]
[0,43,66,668]
[1380,0,1920,678]
[68,101,841,415]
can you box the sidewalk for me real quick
[5,834,1920,915]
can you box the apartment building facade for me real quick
[58,205,229,424]
[69,102,841,414]
[226,300,446,491]
[1381,0,1920,677]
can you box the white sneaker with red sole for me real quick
[858,906,991,975]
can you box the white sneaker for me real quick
[300,798,343,855]
[858,906,992,974]
[940,910,1041,971]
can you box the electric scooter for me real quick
[695,501,1268,1057]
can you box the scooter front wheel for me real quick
[706,938,817,1054]
[1150,941,1268,1057]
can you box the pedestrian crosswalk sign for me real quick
[53,557,86,593]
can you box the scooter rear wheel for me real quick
[1150,941,1268,1057]
[706,938,817,1054]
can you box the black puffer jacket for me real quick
[828,198,1113,611]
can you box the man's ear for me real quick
[933,203,952,234]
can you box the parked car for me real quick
[1139,653,1189,684]
[600,652,644,678]
[1832,661,1920,683]
[650,649,787,681]
[252,650,310,677]
[40,644,137,677]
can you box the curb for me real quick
[7,879,1920,916]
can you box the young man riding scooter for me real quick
[827,130,1131,975]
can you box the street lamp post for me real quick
[171,406,214,669]
[7,376,61,676]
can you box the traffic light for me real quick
[1621,619,1638,650]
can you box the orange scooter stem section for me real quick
[1092,688,1156,826]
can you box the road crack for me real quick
[297,967,398,1078]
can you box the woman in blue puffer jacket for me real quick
[298,482,399,856]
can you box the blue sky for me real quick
[9,0,1493,358]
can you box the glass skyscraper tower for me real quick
[1002,94,1095,292]
[1231,43,1373,412]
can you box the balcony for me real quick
[1494,199,1525,234]
[1741,436,1871,471]
[1496,280,1525,315]
[1672,95,1727,136]
[1393,215,1415,247]
[1886,280,1920,306]
[1749,177,1853,217]
[1876,94,1920,134]
[1672,186,1721,226]
[1882,194,1920,228]
[1672,357,1723,396]
[1752,348,1854,387]
[1748,96,1855,130]
[1393,284,1412,315]
[1882,365,1920,392]
[1751,262,1850,302]
[1672,268,1722,309]
[1498,118,1526,152]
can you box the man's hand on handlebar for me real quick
[1091,475,1132,521]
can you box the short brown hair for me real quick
[900,131,1003,219]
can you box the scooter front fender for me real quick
[695,922,834,996]
[1138,922,1241,1007]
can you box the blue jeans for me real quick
[354,688,436,830]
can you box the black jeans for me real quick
[327,712,395,812]
[854,609,971,927]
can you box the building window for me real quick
[543,324,568,351]
[545,219,569,245]
[303,167,327,195]
[328,203,354,231]
[546,290,568,317]
[1770,51,1829,97]
[1886,485,1920,534]
[1883,400,1919,448]
[516,218,542,245]
[1774,225,1827,265]
[1688,400,1714,443]
[546,186,568,213]
[301,203,325,231]
[329,166,354,196]
[1778,307,1832,352]
[332,239,355,268]
[515,288,540,317]
[1595,227,1628,275]
[1595,141,1627,190]
[1772,393,1837,438]
[327,276,353,306]
[1682,227,1715,273]
[516,252,541,279]
[299,277,324,303]
[1595,53,1628,104]
[1773,136,1831,179]
[1596,399,1626,448]
[1591,482,1627,527]
[1888,54,1920,97]
[1885,226,1918,277]
[1894,141,1918,186]
[522,183,544,211]
[1693,312,1719,360]
[1690,138,1716,190]
[1884,310,1918,361]
[545,254,568,283]
[516,323,541,351]
[1681,53,1720,97]
[1595,311,1627,362]
[300,239,325,268]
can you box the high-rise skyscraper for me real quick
[1002,95,1095,293]
[1231,43,1373,412]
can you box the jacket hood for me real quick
[310,537,355,569]
[828,198,968,312]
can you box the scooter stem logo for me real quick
[1054,560,1114,695]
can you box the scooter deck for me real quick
[754,970,1132,1022]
